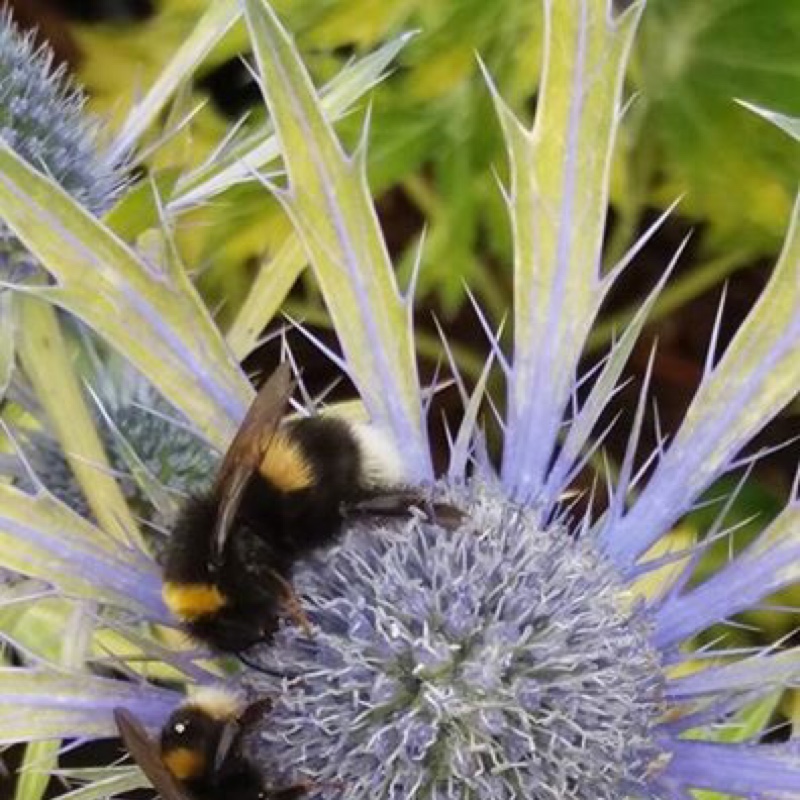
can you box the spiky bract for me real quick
[0,10,123,277]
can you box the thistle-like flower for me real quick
[0,9,122,279]
[252,487,669,798]
[0,1,798,799]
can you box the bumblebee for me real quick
[115,688,308,800]
[162,363,456,656]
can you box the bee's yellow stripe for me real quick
[162,583,226,619]
[162,746,205,780]
[260,431,315,492]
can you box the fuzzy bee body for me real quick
[161,364,426,655]
[115,689,308,800]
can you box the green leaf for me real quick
[546,241,678,498]
[2,599,86,665]
[0,486,162,616]
[13,604,93,800]
[221,34,419,361]
[110,0,241,159]
[0,671,175,743]
[226,232,305,361]
[103,170,182,242]
[0,595,205,685]
[48,770,145,800]
[14,741,59,800]
[724,693,784,743]
[667,201,800,504]
[242,0,431,479]
[15,298,140,546]
[605,193,800,563]
[634,0,800,249]
[171,32,416,210]
[0,291,13,398]
[0,142,251,450]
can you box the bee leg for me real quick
[237,651,285,678]
[270,779,345,799]
[344,493,464,531]
[425,501,465,530]
[268,569,313,637]
[238,697,274,726]
[342,492,421,517]
[268,787,308,800]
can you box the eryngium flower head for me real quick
[0,8,123,276]
[0,1,798,798]
[94,360,216,498]
[8,363,214,516]
[251,487,666,799]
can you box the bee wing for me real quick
[211,719,240,777]
[114,708,194,800]
[212,362,296,566]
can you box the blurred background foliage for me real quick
[14,0,799,325]
[4,0,799,766]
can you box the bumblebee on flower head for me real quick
[161,363,458,658]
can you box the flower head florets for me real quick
[250,485,666,799]
[0,10,123,278]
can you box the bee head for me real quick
[159,706,223,783]
[160,688,245,782]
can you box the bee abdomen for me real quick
[277,416,363,501]
[260,416,408,554]
[282,416,407,494]
[347,420,408,489]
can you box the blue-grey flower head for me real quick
[94,362,216,498]
[0,9,124,277]
[10,362,214,517]
[250,485,666,799]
